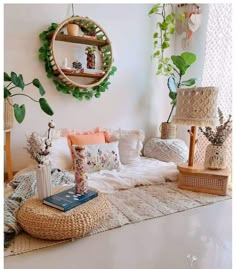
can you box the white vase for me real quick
[204,144,226,170]
[36,164,52,199]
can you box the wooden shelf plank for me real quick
[55,70,105,78]
[48,33,109,47]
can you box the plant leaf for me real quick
[181,78,197,86]
[167,76,177,92]
[18,74,25,90]
[169,91,177,101]
[11,72,19,86]
[171,55,188,75]
[148,4,161,15]
[180,52,196,65]
[33,79,46,96]
[39,98,54,116]
[13,104,26,123]
[4,88,11,98]
[4,72,11,81]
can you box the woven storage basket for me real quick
[4,99,14,130]
[160,122,176,139]
[17,192,109,240]
[178,168,230,196]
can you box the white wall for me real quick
[5,3,171,171]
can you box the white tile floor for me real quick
[5,200,232,269]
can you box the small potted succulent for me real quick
[85,46,96,69]
[199,108,232,169]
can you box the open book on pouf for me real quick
[43,187,98,212]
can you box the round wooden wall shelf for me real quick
[49,16,113,89]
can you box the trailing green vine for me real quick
[38,23,117,101]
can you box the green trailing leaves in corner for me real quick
[38,23,117,101]
[149,4,197,123]
[148,4,177,76]
[4,72,54,123]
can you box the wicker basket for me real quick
[17,192,110,240]
[4,99,14,130]
[160,122,176,139]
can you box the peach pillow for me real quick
[69,132,106,145]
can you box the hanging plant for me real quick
[38,23,117,101]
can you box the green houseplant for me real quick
[4,71,54,124]
[149,4,197,138]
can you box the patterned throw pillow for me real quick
[72,141,121,173]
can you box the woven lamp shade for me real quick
[172,87,218,127]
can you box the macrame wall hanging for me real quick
[175,4,202,49]
[39,4,117,101]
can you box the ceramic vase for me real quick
[204,144,226,170]
[36,164,52,199]
[160,122,177,139]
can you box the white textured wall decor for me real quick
[195,4,232,167]
[4,4,173,171]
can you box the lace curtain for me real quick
[195,4,232,167]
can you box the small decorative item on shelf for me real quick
[25,121,56,199]
[199,108,232,170]
[72,145,88,195]
[85,46,96,69]
[66,21,79,36]
[72,61,82,70]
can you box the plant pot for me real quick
[4,99,14,130]
[66,23,79,36]
[204,144,226,170]
[36,164,52,199]
[160,122,177,139]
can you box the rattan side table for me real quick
[178,164,230,196]
[17,191,110,240]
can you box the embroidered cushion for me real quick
[109,129,145,164]
[72,141,121,173]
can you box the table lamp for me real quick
[172,86,218,174]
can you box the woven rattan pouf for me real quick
[17,192,109,240]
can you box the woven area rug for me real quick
[4,182,231,257]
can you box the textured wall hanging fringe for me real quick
[39,13,117,101]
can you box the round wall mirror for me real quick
[49,16,113,89]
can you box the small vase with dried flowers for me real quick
[199,108,232,169]
[25,121,56,199]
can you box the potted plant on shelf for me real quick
[149,3,197,139]
[66,20,79,36]
[4,71,54,126]
[85,46,96,69]
[199,108,232,170]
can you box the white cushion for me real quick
[143,138,188,164]
[49,137,73,170]
[109,129,145,164]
